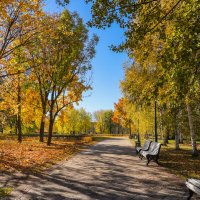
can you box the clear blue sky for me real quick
[44,1,128,113]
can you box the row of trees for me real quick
[86,0,199,155]
[112,97,200,142]
[0,0,98,145]
[55,108,92,134]
[94,109,129,134]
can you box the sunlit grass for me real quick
[135,139,200,179]
[0,187,13,198]
[92,135,114,142]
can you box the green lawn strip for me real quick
[132,139,200,180]
[159,143,200,180]
[92,136,114,142]
[0,187,13,198]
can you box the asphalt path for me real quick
[2,137,192,200]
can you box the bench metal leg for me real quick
[155,158,159,165]
[187,189,194,200]
[156,160,159,165]
[146,155,150,166]
[139,154,143,160]
[146,159,150,166]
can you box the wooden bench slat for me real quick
[186,178,200,199]
[188,179,200,189]
[186,182,200,195]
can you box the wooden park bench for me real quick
[140,141,162,166]
[136,140,151,154]
[186,178,200,199]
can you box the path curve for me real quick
[3,138,191,199]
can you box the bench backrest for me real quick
[143,140,152,151]
[148,141,162,155]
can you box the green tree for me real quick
[55,108,92,134]
[94,110,106,134]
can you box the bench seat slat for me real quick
[186,178,200,199]
[188,179,200,189]
[141,151,158,157]
[186,182,200,195]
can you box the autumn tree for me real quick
[128,0,199,155]
[104,110,115,134]
[112,98,130,135]
[94,110,106,134]
[26,10,98,145]
[0,0,43,73]
[55,107,92,134]
[94,110,120,134]
[0,0,44,142]
[0,58,42,141]
[78,108,92,134]
[87,0,199,155]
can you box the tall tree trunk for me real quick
[163,130,169,146]
[39,118,45,142]
[17,71,22,143]
[174,114,179,150]
[47,118,54,146]
[109,123,112,134]
[179,129,183,144]
[186,104,198,156]
[39,107,46,142]
[154,100,158,142]
[166,128,169,144]
[160,108,164,141]
[117,123,120,134]
[175,127,179,150]
[47,104,54,146]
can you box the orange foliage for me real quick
[0,136,93,173]
[112,98,130,127]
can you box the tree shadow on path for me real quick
[2,138,193,200]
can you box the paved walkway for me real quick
[0,138,194,199]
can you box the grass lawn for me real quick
[159,141,200,179]
[92,135,115,142]
[136,139,200,179]
[0,187,13,198]
[0,136,94,174]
